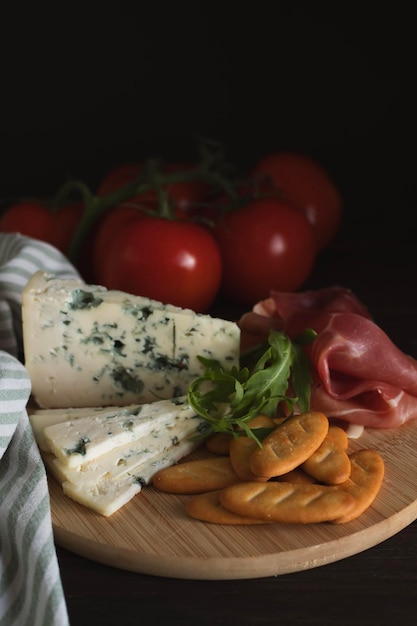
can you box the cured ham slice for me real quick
[238,287,417,428]
[239,287,372,352]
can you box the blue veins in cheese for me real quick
[29,396,209,516]
[22,271,240,409]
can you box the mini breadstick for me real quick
[152,456,241,494]
[219,481,355,524]
[204,414,275,456]
[301,425,351,484]
[272,416,288,427]
[244,414,277,429]
[205,432,232,455]
[332,449,385,523]
[250,412,329,479]
[274,467,316,485]
[229,436,269,482]
[186,490,270,525]
[230,414,284,481]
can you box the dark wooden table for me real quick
[54,233,417,626]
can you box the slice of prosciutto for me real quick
[238,287,417,429]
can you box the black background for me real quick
[0,4,415,242]
[2,9,417,623]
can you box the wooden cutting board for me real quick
[50,419,417,580]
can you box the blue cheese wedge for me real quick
[37,396,208,468]
[22,271,240,409]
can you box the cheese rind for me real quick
[22,271,240,409]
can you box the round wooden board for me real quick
[50,419,417,580]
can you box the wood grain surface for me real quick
[49,418,417,580]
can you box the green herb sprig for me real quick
[187,328,316,446]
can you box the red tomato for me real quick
[0,200,62,248]
[93,204,144,283]
[55,202,84,254]
[0,199,85,256]
[96,163,142,197]
[58,203,96,282]
[250,153,342,251]
[100,215,222,312]
[97,161,207,218]
[140,161,208,217]
[214,198,316,305]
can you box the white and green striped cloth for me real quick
[0,234,81,626]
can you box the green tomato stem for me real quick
[57,161,240,264]
[56,178,148,262]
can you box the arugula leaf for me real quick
[187,328,316,446]
[290,328,317,413]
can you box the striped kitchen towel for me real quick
[0,234,81,626]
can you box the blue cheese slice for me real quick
[34,397,209,515]
[43,433,200,516]
[29,405,119,452]
[39,396,208,468]
[22,271,240,409]
[43,452,144,516]
[64,436,197,516]
[35,404,205,486]
[62,474,142,516]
